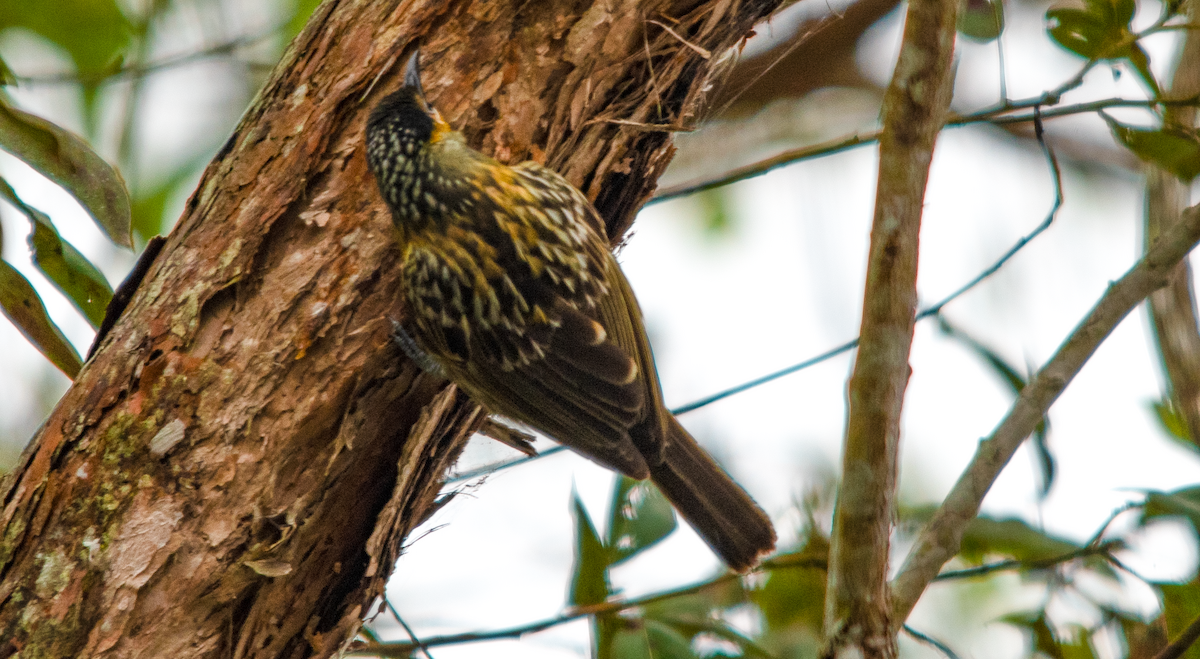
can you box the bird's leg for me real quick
[389,317,445,377]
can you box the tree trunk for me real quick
[0,1,779,657]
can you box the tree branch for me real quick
[890,202,1200,622]
[823,0,958,655]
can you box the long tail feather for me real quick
[649,418,776,572]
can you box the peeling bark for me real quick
[0,1,781,657]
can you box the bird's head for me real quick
[367,50,451,150]
[366,50,467,226]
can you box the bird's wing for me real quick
[452,298,651,478]
[592,255,669,464]
[402,172,653,477]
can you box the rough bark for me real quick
[822,0,957,655]
[0,1,781,657]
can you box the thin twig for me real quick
[672,106,1063,416]
[890,200,1200,622]
[1154,611,1200,659]
[650,95,1197,204]
[903,625,963,659]
[386,600,435,659]
[931,541,1121,581]
[1084,501,1141,547]
[647,19,712,59]
[348,555,825,656]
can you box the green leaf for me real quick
[607,476,678,565]
[0,98,132,247]
[0,0,132,80]
[958,517,1115,578]
[939,318,1055,495]
[960,517,1076,562]
[1159,581,1200,659]
[0,55,14,87]
[130,161,203,240]
[0,259,81,377]
[1142,487,1200,537]
[286,0,326,40]
[959,0,1005,42]
[1105,117,1200,182]
[694,188,734,237]
[749,543,828,633]
[1046,7,1117,59]
[569,488,611,607]
[1149,395,1197,451]
[610,619,697,659]
[1125,43,1161,97]
[1001,611,1064,659]
[658,615,777,659]
[1109,0,1136,28]
[1058,625,1099,659]
[0,178,112,328]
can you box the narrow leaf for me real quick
[611,620,698,659]
[0,98,132,247]
[569,489,611,607]
[1142,487,1200,536]
[0,178,112,328]
[0,260,81,377]
[641,619,698,659]
[1126,43,1161,98]
[1001,611,1064,659]
[1150,395,1199,452]
[607,476,678,565]
[659,615,777,659]
[959,516,1114,578]
[1105,116,1200,182]
[940,318,1056,494]
[0,56,14,87]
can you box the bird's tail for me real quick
[649,417,776,572]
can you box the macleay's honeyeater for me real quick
[365,51,775,571]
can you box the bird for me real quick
[365,50,776,571]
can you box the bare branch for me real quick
[890,203,1200,622]
[824,0,958,652]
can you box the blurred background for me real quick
[1,0,1198,657]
